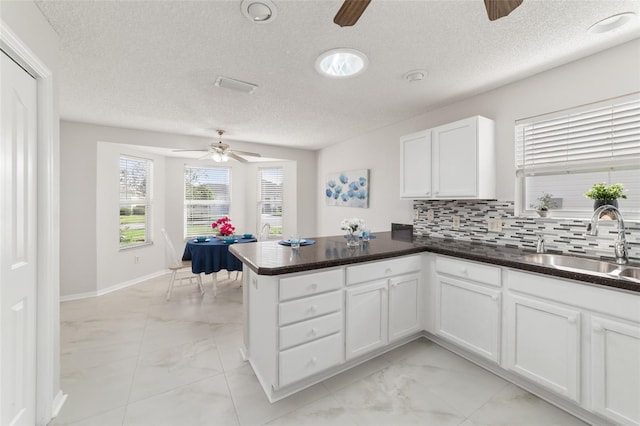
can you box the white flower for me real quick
[341,218,365,234]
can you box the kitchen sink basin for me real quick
[617,267,640,281]
[519,253,620,274]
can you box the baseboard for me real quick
[51,389,67,418]
[60,270,168,302]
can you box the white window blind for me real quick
[515,93,640,217]
[516,94,640,175]
[184,166,231,238]
[119,155,152,248]
[258,167,284,237]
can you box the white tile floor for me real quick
[53,273,588,426]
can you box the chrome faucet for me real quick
[587,205,628,265]
[536,235,545,253]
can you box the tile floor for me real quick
[53,273,589,426]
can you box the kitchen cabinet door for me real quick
[345,281,388,359]
[435,275,501,362]
[432,117,478,198]
[388,273,420,341]
[505,293,581,403]
[590,316,640,426]
[400,130,431,198]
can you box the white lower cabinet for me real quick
[590,316,640,425]
[388,273,421,341]
[505,292,581,403]
[279,332,343,387]
[436,276,501,362]
[345,280,389,359]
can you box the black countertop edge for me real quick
[231,233,640,294]
[250,247,427,276]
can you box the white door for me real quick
[591,316,640,426]
[399,130,431,198]
[432,117,477,198]
[345,281,388,359]
[505,293,581,403]
[388,273,420,341]
[436,275,501,362]
[0,50,38,426]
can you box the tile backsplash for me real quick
[413,200,640,262]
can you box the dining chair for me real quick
[161,228,204,300]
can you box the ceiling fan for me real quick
[173,130,261,163]
[333,0,523,27]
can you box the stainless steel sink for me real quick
[617,267,640,281]
[519,253,620,274]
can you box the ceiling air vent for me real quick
[214,76,258,94]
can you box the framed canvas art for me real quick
[325,169,369,208]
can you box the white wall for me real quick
[0,1,62,422]
[316,39,640,236]
[60,121,317,297]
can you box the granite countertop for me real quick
[229,232,640,294]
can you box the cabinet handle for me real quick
[568,316,577,324]
[461,268,468,275]
[391,282,398,288]
[310,283,318,291]
[385,268,393,275]
[309,357,318,366]
[490,295,498,301]
[593,324,604,332]
[252,278,258,289]
[309,327,318,336]
[308,305,317,315]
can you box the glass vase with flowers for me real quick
[341,218,365,247]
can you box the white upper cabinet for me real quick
[400,130,432,198]
[400,116,495,199]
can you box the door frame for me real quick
[1,20,62,424]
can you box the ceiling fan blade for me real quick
[172,149,208,152]
[232,150,261,157]
[228,152,249,163]
[484,0,523,21]
[334,0,371,27]
[198,152,212,160]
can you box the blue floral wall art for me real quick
[325,169,369,208]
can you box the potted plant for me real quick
[530,193,557,217]
[585,183,627,210]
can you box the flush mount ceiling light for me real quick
[315,48,368,78]
[240,0,277,23]
[588,12,636,34]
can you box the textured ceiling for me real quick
[36,0,640,151]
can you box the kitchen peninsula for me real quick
[230,233,640,425]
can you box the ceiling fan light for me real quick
[315,48,368,78]
[221,153,229,162]
[212,152,222,162]
[588,12,636,34]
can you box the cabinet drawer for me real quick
[436,256,501,287]
[279,291,342,326]
[279,333,343,387]
[280,269,343,301]
[279,312,342,350]
[346,255,421,285]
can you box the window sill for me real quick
[119,241,153,251]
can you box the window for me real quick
[516,93,640,218]
[184,166,231,238]
[258,167,284,238]
[120,155,153,248]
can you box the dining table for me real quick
[182,236,258,275]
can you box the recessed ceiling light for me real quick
[588,12,636,34]
[240,0,277,23]
[315,48,368,78]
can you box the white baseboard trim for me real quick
[60,270,168,302]
[51,389,67,418]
